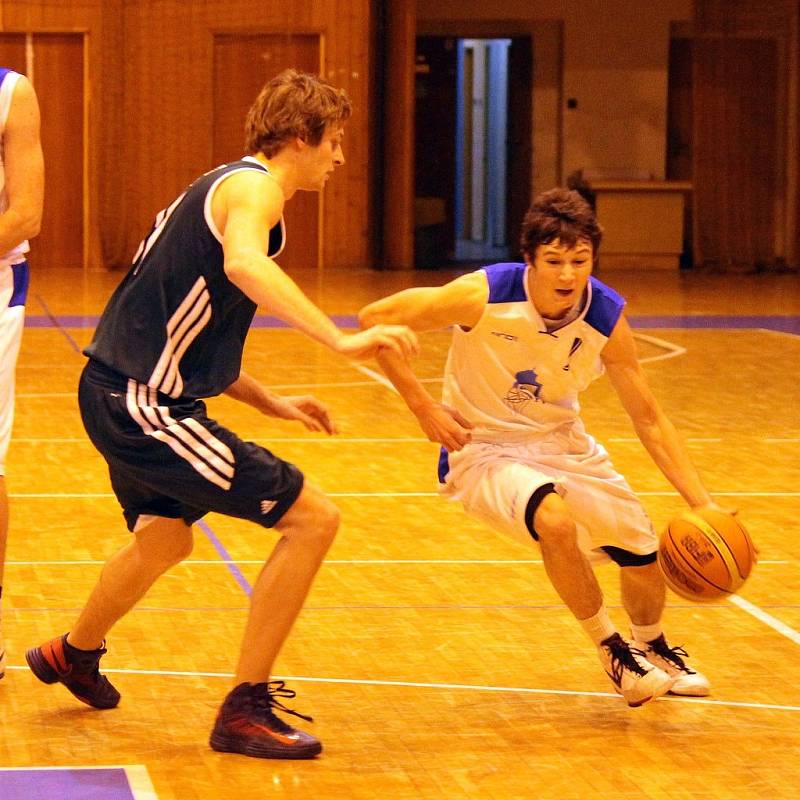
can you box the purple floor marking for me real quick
[0,768,136,800]
[195,519,253,596]
[23,314,800,334]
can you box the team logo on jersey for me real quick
[562,337,584,371]
[260,499,278,516]
[504,369,543,411]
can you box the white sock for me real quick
[630,622,663,644]
[578,606,617,646]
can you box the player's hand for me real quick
[265,394,337,434]
[415,402,473,452]
[336,325,419,361]
[692,500,738,517]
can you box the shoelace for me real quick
[249,681,314,733]
[605,640,650,682]
[651,640,694,673]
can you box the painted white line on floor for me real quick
[729,595,800,646]
[9,490,800,498]
[8,665,800,712]
[10,436,431,444]
[634,332,687,363]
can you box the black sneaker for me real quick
[25,633,120,709]
[210,681,322,759]
[598,632,674,707]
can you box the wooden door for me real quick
[694,37,777,269]
[213,34,320,271]
[0,32,84,269]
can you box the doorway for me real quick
[0,32,85,269]
[414,35,531,267]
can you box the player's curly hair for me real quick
[520,188,603,258]
[245,69,352,158]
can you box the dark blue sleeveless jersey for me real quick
[85,158,285,399]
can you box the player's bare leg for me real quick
[533,492,602,618]
[26,516,193,707]
[534,493,671,705]
[235,482,338,683]
[620,560,665,626]
[211,483,338,759]
[69,517,195,649]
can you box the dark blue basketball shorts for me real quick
[79,360,304,532]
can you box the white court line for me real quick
[9,490,800,498]
[633,332,687,363]
[9,435,797,445]
[16,392,74,398]
[0,765,158,800]
[10,436,430,444]
[728,595,800,646]
[6,664,800,712]
[609,437,723,443]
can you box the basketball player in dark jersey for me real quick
[25,70,417,760]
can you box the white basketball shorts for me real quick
[439,434,657,564]
[0,261,28,474]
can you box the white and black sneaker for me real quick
[599,632,674,707]
[634,634,710,697]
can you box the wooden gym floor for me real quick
[1,266,799,799]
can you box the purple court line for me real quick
[23,313,800,334]
[195,519,253,596]
[32,296,83,353]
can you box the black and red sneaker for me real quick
[25,634,120,709]
[210,681,322,759]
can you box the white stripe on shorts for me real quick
[125,379,234,491]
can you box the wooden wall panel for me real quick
[113,0,373,271]
[694,0,798,269]
[29,33,83,268]
[2,0,373,270]
[213,33,321,270]
[0,0,122,270]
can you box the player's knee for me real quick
[158,528,195,566]
[136,524,194,568]
[314,498,340,548]
[532,492,576,545]
[290,493,340,551]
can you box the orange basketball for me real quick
[657,509,757,602]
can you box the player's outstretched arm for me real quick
[224,370,336,434]
[602,314,717,509]
[0,75,44,255]
[217,171,417,362]
[358,274,486,451]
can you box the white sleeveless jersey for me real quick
[0,68,28,266]
[442,262,625,441]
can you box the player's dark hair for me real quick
[245,69,352,158]
[520,188,603,258]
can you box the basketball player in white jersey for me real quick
[0,69,44,680]
[25,70,417,758]
[360,188,725,707]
